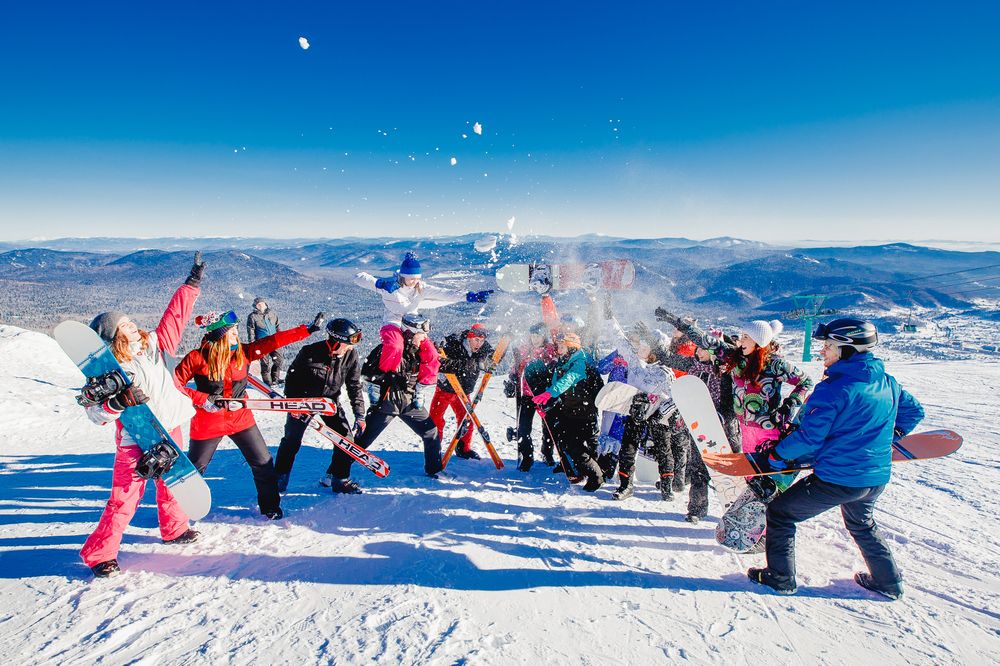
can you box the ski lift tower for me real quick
[784,295,836,362]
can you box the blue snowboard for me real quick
[54,320,211,520]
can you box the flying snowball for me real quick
[473,122,482,135]
[450,157,458,166]
[474,235,498,253]
[506,216,516,231]
[298,37,310,50]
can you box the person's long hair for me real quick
[727,341,779,388]
[205,331,245,381]
[111,329,151,363]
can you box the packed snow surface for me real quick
[1,324,998,664]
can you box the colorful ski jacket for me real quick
[87,283,200,441]
[175,326,310,440]
[777,353,924,487]
[353,272,466,327]
[544,349,602,414]
[675,320,813,430]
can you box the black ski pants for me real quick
[332,404,441,478]
[514,394,553,461]
[618,405,687,489]
[274,412,351,477]
[765,475,901,590]
[189,424,281,515]
[549,408,600,477]
[685,440,710,518]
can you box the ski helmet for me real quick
[814,318,878,356]
[400,312,431,335]
[465,323,488,339]
[326,318,362,345]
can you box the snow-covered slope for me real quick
[0,325,997,664]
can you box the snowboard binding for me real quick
[527,264,552,294]
[76,370,129,407]
[506,426,517,442]
[135,441,180,479]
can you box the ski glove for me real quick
[185,251,206,287]
[353,419,366,438]
[307,312,326,334]
[412,383,434,411]
[106,386,149,412]
[466,289,493,303]
[374,276,401,293]
[767,450,789,471]
[775,400,797,425]
[654,307,680,327]
[202,394,222,413]
[532,391,552,407]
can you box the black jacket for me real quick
[361,342,422,415]
[284,339,365,419]
[436,333,494,395]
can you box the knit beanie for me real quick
[743,320,784,348]
[253,296,266,308]
[466,323,488,339]
[90,311,128,344]
[399,252,422,278]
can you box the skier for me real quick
[78,252,205,578]
[655,310,813,456]
[353,252,492,387]
[505,322,558,470]
[246,297,283,386]
[430,322,494,461]
[175,308,326,519]
[603,319,685,502]
[746,318,924,599]
[330,313,443,493]
[273,318,366,492]
[531,331,605,491]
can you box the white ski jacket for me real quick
[354,272,467,327]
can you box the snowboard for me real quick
[495,260,635,294]
[53,320,212,520]
[594,381,661,485]
[701,429,964,477]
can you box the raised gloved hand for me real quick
[353,419,366,438]
[202,394,222,413]
[654,307,681,326]
[185,251,206,287]
[374,276,401,293]
[308,312,326,334]
[106,386,149,412]
[466,289,494,303]
[767,450,789,471]
[532,391,552,407]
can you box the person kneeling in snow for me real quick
[332,313,444,493]
[747,318,924,599]
[79,252,205,578]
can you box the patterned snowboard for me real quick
[54,320,212,520]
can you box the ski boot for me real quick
[331,478,363,494]
[684,514,701,525]
[91,559,122,578]
[276,472,290,494]
[163,529,200,545]
[659,474,674,501]
[263,508,284,520]
[854,572,903,600]
[517,448,534,472]
[319,473,334,488]
[747,567,796,595]
[612,475,634,501]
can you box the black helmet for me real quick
[814,318,878,352]
[400,312,431,334]
[326,318,362,345]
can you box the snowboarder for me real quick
[429,323,494,461]
[595,348,629,479]
[655,310,813,456]
[506,322,558,470]
[176,308,325,519]
[78,252,205,578]
[331,312,443,493]
[274,318,366,492]
[531,331,605,491]
[746,318,925,599]
[246,297,283,386]
[353,252,492,388]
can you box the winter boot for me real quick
[684,514,701,524]
[276,472,290,494]
[612,474,634,501]
[331,478,363,494]
[581,458,604,492]
[541,441,556,466]
[163,529,200,545]
[854,572,903,600]
[263,508,284,520]
[747,567,796,595]
[319,473,334,488]
[455,448,481,460]
[659,474,674,501]
[91,559,122,578]
[517,449,534,472]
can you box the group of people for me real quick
[76,250,926,601]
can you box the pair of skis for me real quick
[217,396,336,415]
[440,336,510,469]
[246,374,390,478]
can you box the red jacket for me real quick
[175,325,310,440]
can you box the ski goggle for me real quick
[196,310,239,332]
[813,322,852,343]
[329,330,363,345]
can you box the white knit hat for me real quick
[743,319,784,348]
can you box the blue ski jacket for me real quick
[776,353,924,487]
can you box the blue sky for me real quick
[1,1,997,242]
